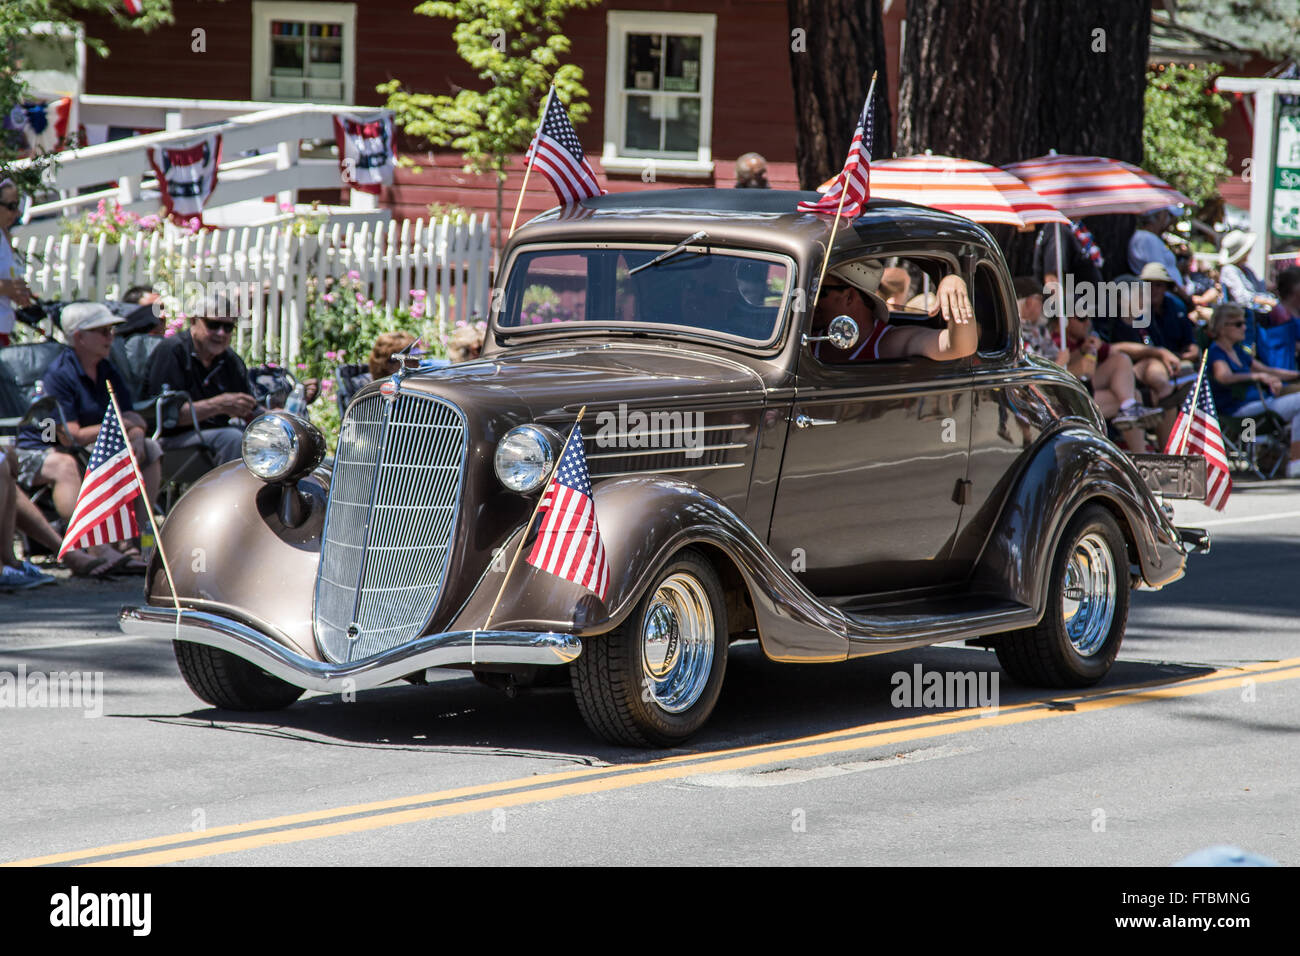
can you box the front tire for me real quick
[995,505,1130,688]
[173,640,305,710]
[571,548,727,747]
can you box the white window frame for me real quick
[251,1,357,104]
[602,10,716,178]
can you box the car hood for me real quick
[397,342,768,418]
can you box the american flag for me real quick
[525,88,605,205]
[1164,376,1231,511]
[798,88,874,218]
[526,425,609,599]
[58,400,141,558]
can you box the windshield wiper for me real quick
[627,230,709,275]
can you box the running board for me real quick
[838,595,1038,659]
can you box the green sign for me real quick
[1274,105,1300,239]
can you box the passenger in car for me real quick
[811,261,977,362]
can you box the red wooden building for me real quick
[76,1,1278,225]
[79,0,907,225]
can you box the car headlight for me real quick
[242,412,325,483]
[494,424,560,493]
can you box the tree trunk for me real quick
[897,0,1150,276]
[786,0,892,190]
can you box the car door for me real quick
[767,284,973,597]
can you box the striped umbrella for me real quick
[1000,154,1190,216]
[865,155,1070,228]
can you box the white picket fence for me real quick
[14,215,494,364]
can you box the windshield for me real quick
[496,245,792,345]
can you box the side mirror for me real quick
[802,315,860,351]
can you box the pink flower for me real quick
[296,363,308,371]
[346,270,360,280]
[364,299,373,309]
[411,304,424,320]
[323,293,335,303]
[321,379,334,392]
[280,202,294,212]
[410,290,426,300]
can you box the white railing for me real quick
[15,215,494,365]
[12,100,388,238]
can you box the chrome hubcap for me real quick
[640,572,715,713]
[1061,532,1117,657]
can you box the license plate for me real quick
[1130,453,1207,499]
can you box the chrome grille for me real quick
[314,390,467,663]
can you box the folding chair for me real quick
[0,340,65,405]
[0,357,25,438]
[151,387,221,512]
[1220,411,1288,480]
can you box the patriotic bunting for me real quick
[333,112,395,195]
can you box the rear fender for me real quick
[970,426,1186,615]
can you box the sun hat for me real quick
[827,261,889,324]
[1219,229,1256,266]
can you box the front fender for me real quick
[449,476,852,662]
[970,425,1186,615]
[145,461,329,660]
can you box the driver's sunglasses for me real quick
[0,200,20,211]
[201,317,236,333]
[1225,321,1246,328]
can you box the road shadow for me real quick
[139,641,1215,766]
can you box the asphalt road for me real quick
[2,482,1298,867]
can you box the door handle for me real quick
[794,413,837,429]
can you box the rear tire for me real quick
[995,505,1130,688]
[571,548,727,747]
[173,640,305,710]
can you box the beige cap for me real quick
[1138,261,1177,284]
[61,302,124,338]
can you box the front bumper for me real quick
[119,605,583,693]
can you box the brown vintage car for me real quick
[119,189,1210,746]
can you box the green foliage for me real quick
[0,1,173,194]
[1175,0,1300,62]
[1143,63,1232,208]
[378,0,598,181]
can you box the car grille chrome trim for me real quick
[314,390,468,663]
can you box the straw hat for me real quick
[1219,229,1256,266]
[1138,262,1177,284]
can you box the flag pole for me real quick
[508,86,552,239]
[104,381,182,617]
[481,404,588,633]
[1174,349,1210,455]
[809,72,876,316]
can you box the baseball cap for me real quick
[61,302,125,338]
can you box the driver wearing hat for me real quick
[811,261,978,362]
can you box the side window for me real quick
[810,254,958,367]
[973,262,1011,355]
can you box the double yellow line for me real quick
[8,658,1298,867]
